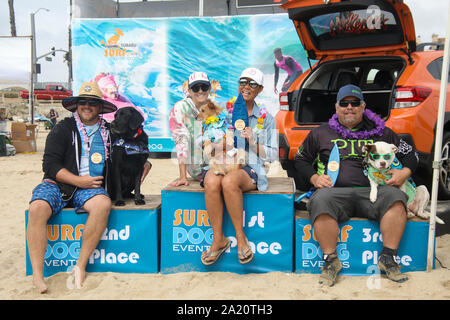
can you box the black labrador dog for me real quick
[110,107,150,206]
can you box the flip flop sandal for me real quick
[201,239,231,266]
[238,240,254,265]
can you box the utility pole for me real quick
[29,12,36,124]
[29,8,49,124]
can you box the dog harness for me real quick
[112,138,150,156]
[365,157,416,204]
[201,109,231,143]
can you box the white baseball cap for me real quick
[240,67,264,86]
[188,71,210,88]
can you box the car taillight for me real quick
[278,134,289,160]
[279,92,289,111]
[394,86,432,109]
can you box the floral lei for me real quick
[226,96,268,135]
[328,108,385,139]
[73,112,110,159]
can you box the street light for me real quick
[29,7,49,124]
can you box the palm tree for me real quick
[8,0,17,37]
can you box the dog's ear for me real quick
[390,144,398,153]
[362,144,375,155]
[128,107,144,131]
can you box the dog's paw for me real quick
[134,198,145,205]
[369,193,377,203]
[115,200,126,206]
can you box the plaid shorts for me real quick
[30,179,109,215]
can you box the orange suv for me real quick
[276,0,450,199]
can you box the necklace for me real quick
[328,109,385,139]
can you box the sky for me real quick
[0,0,448,83]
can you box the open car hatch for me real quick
[282,0,416,60]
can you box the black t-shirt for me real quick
[294,120,418,187]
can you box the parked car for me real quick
[20,84,72,100]
[276,0,450,199]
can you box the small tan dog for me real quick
[197,100,246,175]
[362,141,444,224]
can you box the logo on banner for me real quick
[100,27,140,58]
[171,209,282,255]
[43,223,140,267]
[300,224,352,269]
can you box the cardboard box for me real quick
[12,139,36,153]
[11,122,37,141]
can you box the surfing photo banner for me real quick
[72,14,307,152]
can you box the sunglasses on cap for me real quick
[77,99,100,107]
[338,99,362,107]
[190,83,210,93]
[239,79,259,89]
[369,153,393,161]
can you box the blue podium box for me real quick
[25,195,160,277]
[295,210,435,275]
[160,177,295,274]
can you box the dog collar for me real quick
[133,127,143,139]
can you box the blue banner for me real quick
[296,217,434,275]
[72,14,306,151]
[160,190,294,274]
[25,208,159,277]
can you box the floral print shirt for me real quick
[169,97,204,180]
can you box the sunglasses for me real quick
[190,84,210,93]
[77,99,100,107]
[369,153,393,161]
[239,79,259,89]
[338,100,362,107]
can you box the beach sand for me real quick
[0,124,449,300]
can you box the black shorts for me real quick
[199,165,258,188]
[306,186,408,224]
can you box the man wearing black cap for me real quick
[26,82,150,293]
[294,84,418,286]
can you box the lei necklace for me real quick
[73,112,110,159]
[226,96,268,135]
[328,108,385,139]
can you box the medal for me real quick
[327,143,340,186]
[234,119,246,131]
[91,152,103,164]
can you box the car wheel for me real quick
[438,131,450,200]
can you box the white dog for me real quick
[362,141,444,224]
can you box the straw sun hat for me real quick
[62,81,117,114]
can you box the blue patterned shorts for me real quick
[30,179,109,215]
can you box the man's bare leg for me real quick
[71,194,111,288]
[26,200,52,293]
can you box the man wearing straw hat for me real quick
[26,82,151,293]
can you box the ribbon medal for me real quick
[327,143,340,186]
[91,152,103,164]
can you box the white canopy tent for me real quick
[427,4,450,271]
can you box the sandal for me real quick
[238,240,254,264]
[201,239,231,266]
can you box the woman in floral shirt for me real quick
[169,72,211,186]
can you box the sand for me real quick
[0,123,449,300]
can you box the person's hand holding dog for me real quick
[385,167,412,187]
